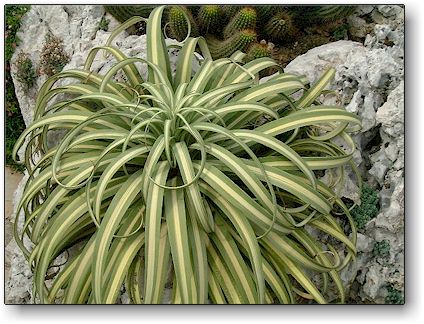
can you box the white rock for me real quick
[356,233,374,253]
[11,5,201,129]
[5,172,33,304]
[345,90,362,114]
[11,5,107,126]
[384,142,398,162]
[361,92,378,131]
[284,11,404,303]
[376,82,404,137]
[375,182,404,232]
[374,24,392,42]
[369,150,392,184]
[377,5,403,18]
[356,5,375,16]
[285,40,364,85]
[362,264,388,301]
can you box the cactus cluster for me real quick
[166,5,354,61]
[103,5,355,64]
[246,40,277,77]
[246,40,274,61]
[223,7,257,39]
[104,5,156,22]
[291,5,356,24]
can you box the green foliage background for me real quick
[5,5,30,172]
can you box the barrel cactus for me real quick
[168,5,199,41]
[197,5,221,34]
[264,10,297,43]
[105,5,156,22]
[207,29,257,59]
[223,7,257,39]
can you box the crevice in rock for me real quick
[364,129,382,155]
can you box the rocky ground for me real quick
[285,5,404,303]
[6,5,404,304]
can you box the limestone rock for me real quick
[377,5,403,19]
[376,82,404,137]
[10,5,108,126]
[11,5,200,130]
[355,5,375,16]
[284,6,404,303]
[362,264,389,301]
[5,172,33,304]
[356,233,374,253]
[285,40,364,85]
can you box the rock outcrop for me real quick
[285,4,404,304]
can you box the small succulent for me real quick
[98,16,110,31]
[385,285,404,304]
[246,40,274,61]
[372,240,391,258]
[39,33,70,77]
[351,184,379,231]
[14,51,37,90]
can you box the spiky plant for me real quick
[223,6,257,39]
[104,5,156,22]
[221,5,242,19]
[255,5,279,23]
[291,5,355,25]
[207,29,257,60]
[197,5,221,34]
[264,10,297,43]
[168,5,199,41]
[246,40,273,62]
[13,6,360,304]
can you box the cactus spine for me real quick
[207,29,257,59]
[264,10,296,43]
[104,5,155,22]
[197,5,221,34]
[223,7,257,39]
[168,6,199,41]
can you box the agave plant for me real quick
[13,6,361,304]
